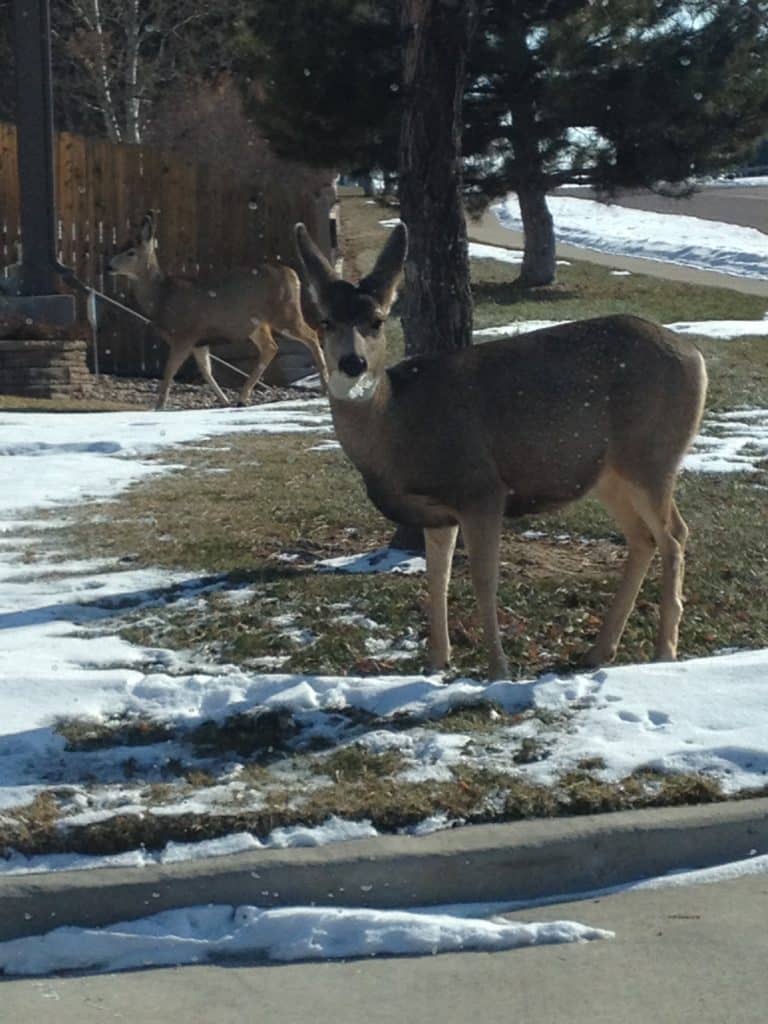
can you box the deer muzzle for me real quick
[338,353,368,378]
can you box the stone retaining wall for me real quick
[0,338,92,398]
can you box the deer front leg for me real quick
[424,524,459,672]
[459,507,508,681]
[240,321,279,406]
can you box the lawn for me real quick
[2,192,767,859]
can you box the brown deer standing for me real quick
[108,213,327,410]
[295,221,707,680]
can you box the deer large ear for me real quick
[295,223,338,306]
[359,222,407,312]
[139,212,155,245]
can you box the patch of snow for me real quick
[0,904,612,977]
[318,547,427,575]
[665,320,768,338]
[402,812,464,836]
[467,242,571,267]
[493,195,768,280]
[474,318,768,341]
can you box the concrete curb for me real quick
[1,797,767,942]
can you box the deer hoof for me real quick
[579,644,616,669]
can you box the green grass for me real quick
[470,257,767,330]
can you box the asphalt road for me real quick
[555,183,768,233]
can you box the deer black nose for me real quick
[338,353,367,378]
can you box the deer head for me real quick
[108,211,161,281]
[295,221,407,401]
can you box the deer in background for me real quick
[108,212,327,410]
[295,221,707,680]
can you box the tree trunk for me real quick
[392,0,477,552]
[398,0,478,358]
[517,183,556,287]
[358,173,375,197]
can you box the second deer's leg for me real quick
[459,507,508,681]
[583,475,657,667]
[424,524,459,671]
[192,346,230,406]
[280,322,329,393]
[156,340,194,411]
[240,321,279,405]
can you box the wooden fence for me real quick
[0,122,335,379]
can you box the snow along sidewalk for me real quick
[467,208,768,298]
[2,796,766,943]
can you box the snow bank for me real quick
[493,195,768,279]
[0,904,612,976]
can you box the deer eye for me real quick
[370,317,384,332]
[320,318,334,330]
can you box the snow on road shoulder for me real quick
[0,904,612,977]
[493,195,768,280]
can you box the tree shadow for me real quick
[472,279,579,307]
[0,567,308,633]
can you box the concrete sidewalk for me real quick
[2,872,767,1023]
[467,208,768,298]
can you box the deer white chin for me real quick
[328,369,379,402]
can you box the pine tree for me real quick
[248,0,768,290]
[247,0,400,179]
[465,0,768,285]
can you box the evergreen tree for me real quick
[248,0,768,288]
[465,0,768,284]
[246,0,400,179]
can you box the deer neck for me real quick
[328,369,393,474]
[131,262,167,322]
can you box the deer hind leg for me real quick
[156,340,195,411]
[459,506,508,681]
[582,474,657,667]
[629,488,688,662]
[192,345,230,406]
[424,524,459,671]
[240,321,279,406]
[279,321,329,393]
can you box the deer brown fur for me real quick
[295,220,708,680]
[108,212,327,410]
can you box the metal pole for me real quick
[13,0,57,295]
